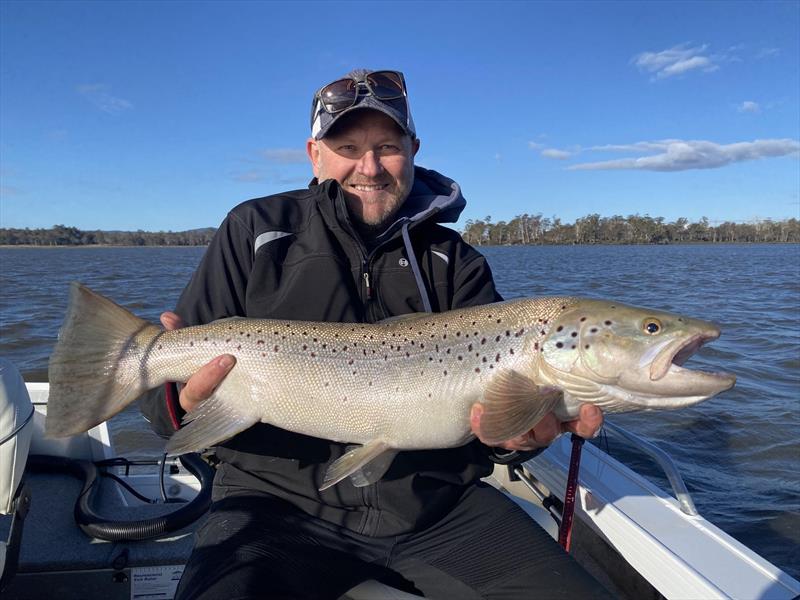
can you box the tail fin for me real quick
[47,283,161,437]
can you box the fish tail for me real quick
[46,283,161,437]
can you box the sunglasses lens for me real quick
[320,78,357,113]
[367,71,404,99]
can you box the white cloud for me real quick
[632,44,719,80]
[568,139,800,172]
[541,148,573,160]
[528,141,545,150]
[261,148,308,164]
[738,101,761,113]
[77,84,133,114]
[756,47,780,59]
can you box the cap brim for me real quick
[313,95,412,140]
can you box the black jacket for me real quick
[140,167,503,536]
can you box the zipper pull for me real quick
[362,270,372,300]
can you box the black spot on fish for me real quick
[322,343,327,349]
[496,318,501,323]
[475,367,481,373]
[446,348,451,354]
[468,343,473,351]
[556,342,564,348]
[458,355,463,361]
[585,344,590,349]
[257,340,265,345]
[274,345,279,352]
[557,326,563,332]
[429,357,433,362]
[302,344,307,350]
[571,345,576,349]
[495,336,501,342]
[482,356,487,363]
[495,353,501,362]
[590,328,598,333]
[204,337,208,342]
[246,333,251,338]
[325,382,329,387]
[580,317,586,322]
[510,348,515,354]
[456,332,461,337]
[443,370,447,376]
[225,338,231,343]
[311,352,316,357]
[237,345,242,350]
[571,332,578,337]
[481,338,486,344]
[605,321,612,326]
[506,330,510,337]
[157,344,162,350]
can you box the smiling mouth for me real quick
[350,183,389,192]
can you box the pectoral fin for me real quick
[478,370,562,446]
[320,439,395,491]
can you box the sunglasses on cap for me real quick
[313,70,407,116]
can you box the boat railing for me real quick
[592,421,698,516]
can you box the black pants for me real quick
[176,483,612,600]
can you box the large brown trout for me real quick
[47,283,735,489]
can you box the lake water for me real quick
[1,244,798,578]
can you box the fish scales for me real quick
[140,297,574,449]
[46,284,735,490]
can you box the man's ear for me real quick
[306,138,321,178]
[411,137,421,157]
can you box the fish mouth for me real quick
[649,331,721,381]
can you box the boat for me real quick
[1,367,798,599]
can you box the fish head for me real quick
[539,299,736,412]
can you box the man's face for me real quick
[307,110,420,229]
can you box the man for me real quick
[142,69,607,599]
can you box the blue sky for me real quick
[1,0,798,232]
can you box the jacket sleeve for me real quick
[138,212,254,438]
[450,245,503,309]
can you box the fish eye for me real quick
[643,318,662,335]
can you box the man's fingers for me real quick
[563,404,604,438]
[180,355,236,412]
[160,311,184,331]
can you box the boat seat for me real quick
[0,359,35,588]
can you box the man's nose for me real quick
[357,151,383,178]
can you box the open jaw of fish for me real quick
[538,300,736,418]
[46,284,736,491]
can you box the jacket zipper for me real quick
[362,266,372,301]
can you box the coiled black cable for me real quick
[26,452,213,541]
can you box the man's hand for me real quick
[160,311,236,413]
[470,403,603,451]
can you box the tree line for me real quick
[0,225,217,246]
[461,214,800,245]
